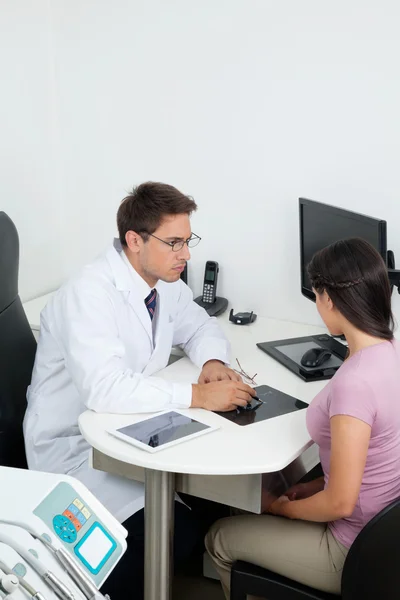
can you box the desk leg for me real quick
[144,468,175,600]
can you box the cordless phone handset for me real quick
[201,261,219,304]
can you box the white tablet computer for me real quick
[108,410,219,453]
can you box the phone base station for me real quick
[194,296,228,317]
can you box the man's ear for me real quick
[125,230,142,253]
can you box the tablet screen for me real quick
[115,411,210,449]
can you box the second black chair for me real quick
[0,211,37,468]
[231,497,400,600]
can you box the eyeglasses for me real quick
[234,358,258,385]
[234,359,263,413]
[146,232,201,252]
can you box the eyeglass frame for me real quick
[233,358,263,412]
[144,232,202,252]
[234,358,258,385]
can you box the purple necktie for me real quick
[145,289,157,320]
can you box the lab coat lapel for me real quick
[106,243,153,343]
[154,290,170,350]
[127,288,153,343]
[144,289,174,373]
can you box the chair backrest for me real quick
[0,212,36,468]
[341,497,400,599]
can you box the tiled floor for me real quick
[173,574,224,600]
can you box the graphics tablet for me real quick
[215,384,308,426]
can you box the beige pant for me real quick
[205,514,348,599]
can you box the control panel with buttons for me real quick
[34,482,122,586]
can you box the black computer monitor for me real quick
[299,198,387,301]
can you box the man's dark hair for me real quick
[117,182,197,246]
[308,238,394,340]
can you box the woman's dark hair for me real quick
[117,182,197,246]
[308,238,394,340]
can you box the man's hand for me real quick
[198,360,241,384]
[191,380,256,412]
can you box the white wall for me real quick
[2,1,400,327]
[0,1,66,299]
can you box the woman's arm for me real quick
[269,415,371,522]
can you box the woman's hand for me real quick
[268,495,291,517]
[267,479,324,517]
[285,477,325,501]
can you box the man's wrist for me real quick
[202,359,225,368]
[191,384,204,408]
[203,359,224,365]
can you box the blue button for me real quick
[53,515,77,544]
[68,504,80,516]
[76,512,87,526]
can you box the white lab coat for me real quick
[23,240,230,523]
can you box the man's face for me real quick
[138,214,192,284]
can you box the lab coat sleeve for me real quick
[51,282,192,413]
[172,281,231,369]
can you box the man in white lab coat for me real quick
[24,182,255,597]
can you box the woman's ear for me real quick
[326,293,334,311]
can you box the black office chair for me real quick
[231,497,400,600]
[0,212,37,468]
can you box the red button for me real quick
[71,518,82,531]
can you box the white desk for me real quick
[22,292,54,330]
[79,314,329,600]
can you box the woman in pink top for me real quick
[206,238,400,597]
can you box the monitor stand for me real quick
[387,249,400,294]
[331,333,348,344]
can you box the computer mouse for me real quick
[236,402,253,413]
[236,398,261,413]
[300,347,332,368]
